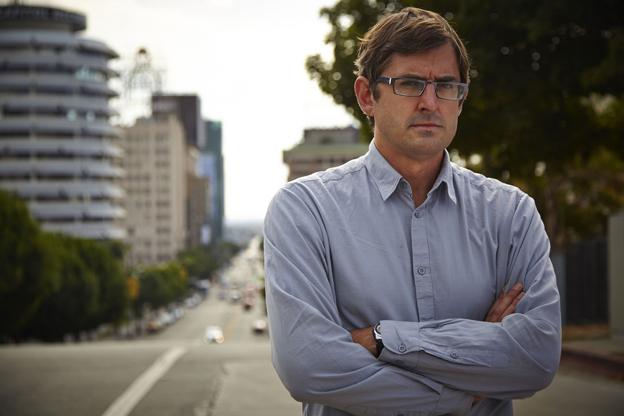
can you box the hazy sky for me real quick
[32,0,356,223]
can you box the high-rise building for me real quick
[0,4,124,239]
[151,94,204,148]
[186,146,208,248]
[119,115,187,265]
[198,119,224,243]
[283,126,368,181]
[150,94,212,246]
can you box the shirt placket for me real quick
[411,207,434,321]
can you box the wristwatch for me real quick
[373,323,384,356]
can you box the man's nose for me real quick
[417,83,438,111]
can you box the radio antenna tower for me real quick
[119,47,164,124]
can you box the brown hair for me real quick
[355,7,470,97]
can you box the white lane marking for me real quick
[101,345,187,416]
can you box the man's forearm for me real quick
[376,313,561,399]
[351,284,526,402]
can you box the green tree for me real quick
[0,190,58,339]
[23,234,100,341]
[135,261,188,312]
[306,0,624,247]
[177,241,241,281]
[75,239,129,328]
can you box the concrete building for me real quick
[152,94,223,247]
[0,4,125,239]
[120,115,187,266]
[283,126,368,181]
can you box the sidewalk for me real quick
[212,358,300,416]
[561,336,624,381]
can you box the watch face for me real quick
[374,324,382,338]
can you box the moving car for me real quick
[204,325,224,344]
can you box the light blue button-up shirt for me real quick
[264,142,561,416]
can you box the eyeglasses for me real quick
[376,76,468,101]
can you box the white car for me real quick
[252,319,268,334]
[204,325,224,344]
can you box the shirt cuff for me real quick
[378,319,421,356]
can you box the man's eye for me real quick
[398,79,422,88]
[438,83,455,90]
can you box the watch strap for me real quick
[373,323,384,357]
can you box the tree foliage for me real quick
[135,261,188,312]
[0,190,58,338]
[0,190,130,341]
[24,234,100,341]
[306,0,624,247]
[177,241,241,281]
[22,235,130,341]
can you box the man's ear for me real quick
[354,76,375,118]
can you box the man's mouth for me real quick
[411,123,441,128]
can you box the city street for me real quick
[0,238,298,416]
[0,240,622,415]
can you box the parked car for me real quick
[204,325,224,344]
[146,317,162,333]
[184,294,201,308]
[229,290,241,303]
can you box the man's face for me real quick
[364,42,465,162]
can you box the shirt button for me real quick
[414,211,421,218]
[450,352,458,359]
[417,266,426,275]
[398,343,407,353]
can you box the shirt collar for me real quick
[430,149,457,205]
[364,140,403,201]
[364,140,457,204]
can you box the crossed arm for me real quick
[351,284,525,405]
[351,283,526,356]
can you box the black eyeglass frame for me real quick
[376,76,469,101]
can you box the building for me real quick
[199,119,224,243]
[186,146,208,248]
[0,4,125,239]
[150,94,221,246]
[151,94,204,148]
[120,115,187,266]
[283,126,368,181]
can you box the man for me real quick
[264,7,561,416]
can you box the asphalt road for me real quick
[0,238,298,416]
[0,294,293,416]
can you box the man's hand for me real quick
[484,282,524,323]
[472,283,524,404]
[351,326,378,356]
